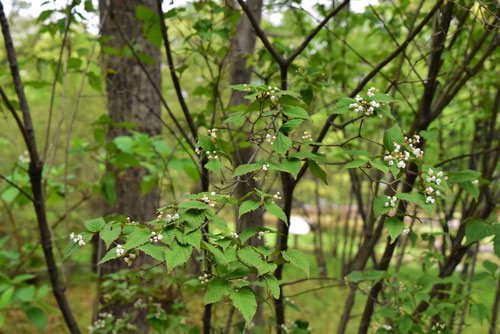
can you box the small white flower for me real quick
[437,171,443,177]
[210,191,216,196]
[229,232,239,239]
[425,186,434,194]
[172,213,179,220]
[425,196,435,204]
[262,163,269,171]
[435,178,442,185]
[402,228,410,235]
[116,245,125,257]
[397,160,406,169]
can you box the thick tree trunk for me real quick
[97,0,162,329]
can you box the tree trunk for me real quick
[228,0,264,327]
[97,0,162,329]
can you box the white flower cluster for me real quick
[301,131,312,141]
[123,253,136,266]
[88,311,112,332]
[69,232,85,246]
[229,231,239,239]
[206,150,219,160]
[405,135,424,158]
[431,322,446,334]
[201,195,215,207]
[262,86,280,102]
[116,244,125,257]
[273,191,282,200]
[382,324,392,331]
[265,133,277,144]
[157,211,180,223]
[423,168,446,204]
[257,231,266,240]
[18,151,30,164]
[199,272,210,284]
[150,231,163,243]
[262,163,270,171]
[384,196,397,207]
[208,128,218,140]
[349,87,383,117]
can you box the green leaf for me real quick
[233,163,262,177]
[282,105,309,119]
[124,229,150,251]
[383,124,404,151]
[280,118,304,132]
[273,132,292,155]
[371,159,389,173]
[99,226,121,249]
[239,200,261,217]
[309,160,328,184]
[0,287,14,308]
[229,287,257,323]
[282,249,309,277]
[448,169,481,183]
[271,159,301,178]
[137,244,164,261]
[343,158,368,169]
[204,278,230,304]
[182,230,203,250]
[465,218,494,245]
[16,286,35,302]
[164,242,193,272]
[265,201,288,224]
[24,306,48,331]
[205,159,223,174]
[98,247,119,265]
[330,97,357,114]
[494,224,500,258]
[461,181,479,200]
[179,200,209,210]
[84,217,106,233]
[238,248,276,275]
[385,217,404,243]
[369,93,394,103]
[263,274,280,299]
[399,316,413,334]
[373,195,391,217]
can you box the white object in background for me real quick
[289,216,311,235]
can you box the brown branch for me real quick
[0,3,81,333]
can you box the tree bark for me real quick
[98,0,162,329]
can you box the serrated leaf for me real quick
[182,230,203,250]
[282,249,309,277]
[99,226,121,249]
[461,181,479,200]
[164,242,193,272]
[343,158,368,169]
[98,247,119,265]
[280,118,304,132]
[282,105,309,119]
[385,217,404,243]
[239,200,261,217]
[205,159,223,173]
[137,244,164,261]
[273,132,292,155]
[124,229,150,251]
[369,93,394,103]
[465,218,494,245]
[448,169,481,183]
[84,217,105,233]
[309,160,327,184]
[373,195,392,217]
[204,278,230,304]
[233,163,262,177]
[265,201,288,224]
[238,248,276,275]
[383,124,404,151]
[271,159,301,178]
[230,287,257,323]
[179,200,210,210]
[330,97,357,114]
[371,159,389,173]
[263,274,280,299]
